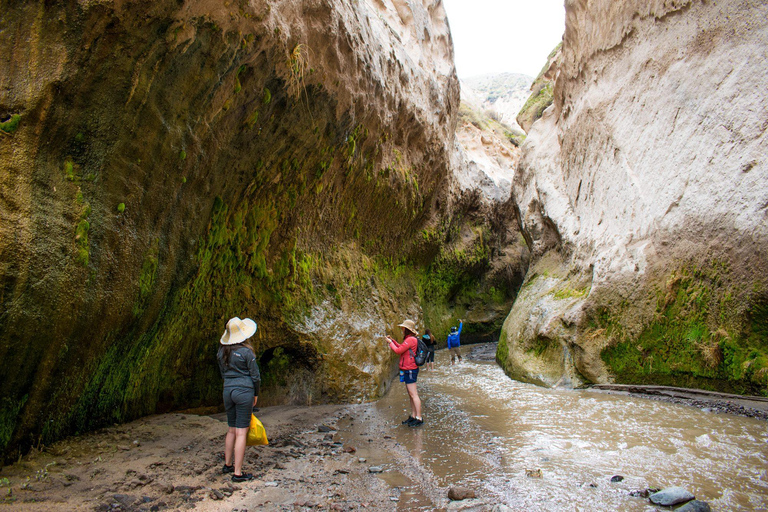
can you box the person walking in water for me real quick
[218,316,261,482]
[423,328,437,370]
[386,319,423,427]
[447,319,463,365]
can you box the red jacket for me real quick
[389,335,418,370]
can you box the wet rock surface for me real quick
[448,486,477,500]
[466,343,499,362]
[677,500,713,512]
[649,486,695,506]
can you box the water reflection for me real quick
[375,345,768,511]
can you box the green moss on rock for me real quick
[0,114,21,134]
[598,264,768,395]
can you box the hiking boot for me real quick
[401,416,415,425]
[409,418,424,427]
[232,472,254,482]
[222,464,234,474]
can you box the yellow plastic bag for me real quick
[246,414,268,446]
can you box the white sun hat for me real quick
[220,317,257,345]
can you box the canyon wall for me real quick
[499,0,768,393]
[0,0,525,461]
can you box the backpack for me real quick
[410,336,429,366]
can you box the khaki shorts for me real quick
[449,347,462,360]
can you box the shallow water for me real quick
[370,344,768,511]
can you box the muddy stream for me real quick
[332,344,768,511]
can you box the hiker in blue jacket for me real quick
[446,319,463,365]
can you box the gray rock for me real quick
[448,486,477,501]
[111,494,137,507]
[368,466,384,473]
[446,498,487,511]
[610,475,624,483]
[649,486,695,506]
[676,500,712,512]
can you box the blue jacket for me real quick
[446,321,463,348]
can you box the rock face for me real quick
[498,0,768,394]
[516,44,560,133]
[0,0,526,461]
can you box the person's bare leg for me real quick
[233,427,249,475]
[225,427,236,466]
[406,383,421,419]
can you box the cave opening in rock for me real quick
[258,343,321,406]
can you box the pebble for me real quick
[358,457,367,463]
[649,486,695,506]
[610,475,624,483]
[318,425,334,433]
[676,500,712,512]
[448,486,476,501]
[446,498,488,511]
[264,481,279,487]
[629,488,659,498]
[368,466,384,473]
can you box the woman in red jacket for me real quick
[386,319,423,427]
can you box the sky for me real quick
[442,0,565,79]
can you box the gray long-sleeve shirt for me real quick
[217,346,261,395]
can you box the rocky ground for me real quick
[0,404,406,511]
[0,401,495,512]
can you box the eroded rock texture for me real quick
[499,0,768,393]
[0,0,525,460]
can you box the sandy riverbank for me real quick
[0,402,441,512]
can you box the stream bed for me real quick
[338,343,768,511]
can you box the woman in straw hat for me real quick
[385,319,423,427]
[218,316,261,482]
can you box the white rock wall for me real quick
[502,0,768,386]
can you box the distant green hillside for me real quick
[463,73,533,103]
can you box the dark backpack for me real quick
[410,337,429,366]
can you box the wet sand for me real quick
[0,403,432,512]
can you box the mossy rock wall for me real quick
[0,0,529,463]
[497,237,768,397]
[501,0,768,397]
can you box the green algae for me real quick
[599,264,768,395]
[74,197,91,267]
[117,203,125,213]
[133,244,159,316]
[0,114,20,134]
[64,160,75,181]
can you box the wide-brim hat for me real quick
[220,317,257,345]
[398,319,418,334]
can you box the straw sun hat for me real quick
[398,319,418,334]
[220,317,257,345]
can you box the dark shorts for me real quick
[400,368,419,384]
[223,387,254,428]
[426,349,435,363]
